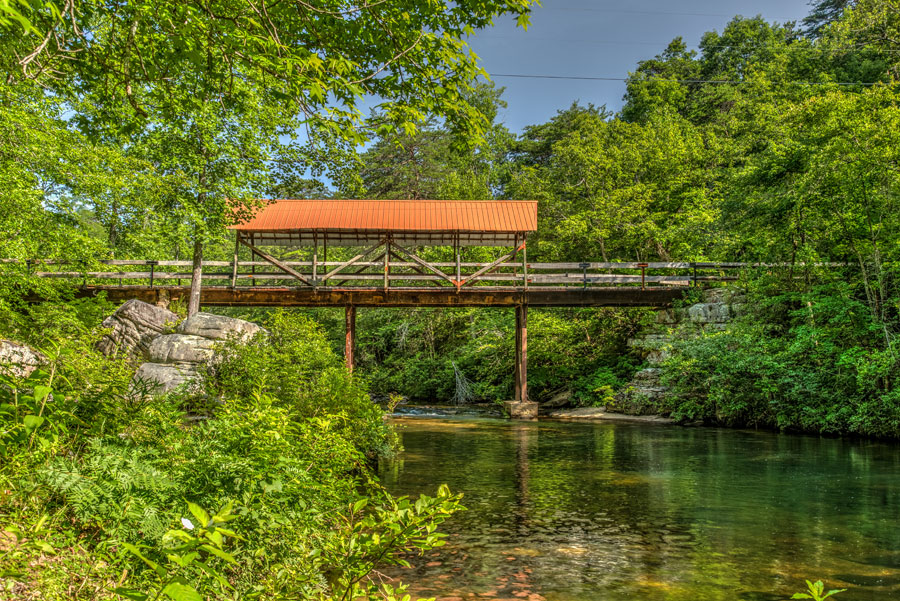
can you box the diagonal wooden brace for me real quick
[459,241,526,288]
[320,238,386,282]
[390,240,456,287]
[388,250,441,286]
[238,236,312,286]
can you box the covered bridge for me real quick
[230,198,538,410]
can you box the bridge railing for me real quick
[0,258,776,289]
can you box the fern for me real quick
[37,438,178,542]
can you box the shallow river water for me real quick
[377,415,900,601]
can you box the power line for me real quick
[488,73,881,86]
[472,34,900,54]
[539,7,743,18]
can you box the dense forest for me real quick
[1,0,899,599]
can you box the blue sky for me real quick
[468,0,814,132]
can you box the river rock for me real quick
[177,313,262,342]
[0,340,46,379]
[548,407,674,423]
[542,389,573,409]
[148,334,216,364]
[97,299,178,358]
[132,362,200,395]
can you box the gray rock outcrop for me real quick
[616,287,746,414]
[177,313,262,342]
[148,334,216,364]
[0,340,46,379]
[132,362,201,396]
[131,312,263,396]
[97,300,178,358]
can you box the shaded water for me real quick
[377,416,900,601]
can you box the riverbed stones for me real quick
[177,312,262,342]
[0,340,46,379]
[97,299,178,358]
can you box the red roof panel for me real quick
[230,199,538,233]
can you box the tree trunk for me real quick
[188,237,203,316]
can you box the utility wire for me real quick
[539,7,746,18]
[488,73,881,86]
[472,34,900,54]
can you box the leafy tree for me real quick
[3,0,536,314]
[803,0,857,36]
[355,83,513,201]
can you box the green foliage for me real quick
[0,297,462,600]
[660,280,900,436]
[204,310,394,457]
[792,579,846,600]
[352,307,646,406]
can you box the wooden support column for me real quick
[455,235,461,289]
[312,233,318,287]
[231,232,240,289]
[515,303,528,402]
[345,305,356,373]
[384,240,390,290]
[514,306,521,402]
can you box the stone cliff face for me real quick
[615,288,746,415]
[97,300,263,395]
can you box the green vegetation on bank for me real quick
[1,303,461,599]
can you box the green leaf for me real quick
[113,588,149,601]
[200,544,236,564]
[187,502,210,528]
[792,595,813,599]
[352,498,368,513]
[33,385,51,403]
[121,543,165,579]
[161,579,202,601]
[22,414,44,431]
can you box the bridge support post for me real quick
[345,306,356,373]
[505,303,537,419]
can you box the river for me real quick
[377,415,900,601]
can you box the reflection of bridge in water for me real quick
[7,199,742,416]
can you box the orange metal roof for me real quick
[230,199,538,233]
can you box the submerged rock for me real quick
[0,340,46,379]
[97,299,178,358]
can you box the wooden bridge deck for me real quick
[70,285,690,307]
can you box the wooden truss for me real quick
[233,232,528,291]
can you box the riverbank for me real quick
[547,407,675,424]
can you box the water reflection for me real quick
[378,417,900,601]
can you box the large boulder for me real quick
[541,389,573,409]
[132,362,200,395]
[177,313,262,342]
[0,340,46,379]
[148,334,216,364]
[97,300,178,358]
[687,302,731,324]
